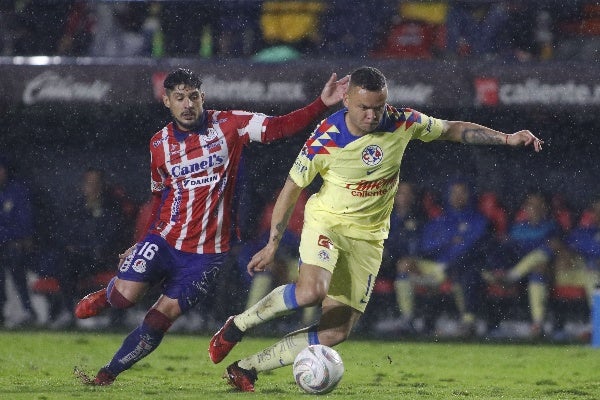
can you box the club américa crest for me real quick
[362,145,383,166]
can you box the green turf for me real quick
[0,330,599,399]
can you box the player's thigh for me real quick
[114,278,149,303]
[328,235,384,313]
[163,252,226,313]
[118,234,171,285]
[296,262,333,302]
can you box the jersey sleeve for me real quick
[288,133,323,189]
[407,109,444,143]
[231,110,270,143]
[261,97,327,143]
[149,137,166,194]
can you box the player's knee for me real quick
[295,282,328,306]
[107,283,135,309]
[144,308,173,333]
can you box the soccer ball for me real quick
[293,344,344,394]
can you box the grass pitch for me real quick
[1,330,599,399]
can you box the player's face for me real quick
[163,84,204,131]
[343,85,387,136]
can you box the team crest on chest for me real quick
[169,142,180,154]
[201,128,223,152]
[206,128,219,140]
[362,145,383,166]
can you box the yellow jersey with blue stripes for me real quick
[289,105,444,240]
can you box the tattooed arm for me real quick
[439,121,544,152]
[247,176,304,276]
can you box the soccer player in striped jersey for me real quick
[73,68,349,386]
[209,66,544,392]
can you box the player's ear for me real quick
[162,94,170,108]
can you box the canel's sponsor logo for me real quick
[171,154,224,177]
[23,71,111,105]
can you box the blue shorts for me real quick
[118,234,226,313]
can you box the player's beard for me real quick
[175,112,200,131]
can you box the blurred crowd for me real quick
[371,180,600,342]
[2,152,599,343]
[0,0,598,62]
[1,0,599,342]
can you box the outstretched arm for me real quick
[247,177,303,276]
[262,73,349,142]
[439,121,543,152]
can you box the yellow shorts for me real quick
[299,224,384,312]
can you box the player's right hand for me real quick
[507,130,543,152]
[247,244,277,276]
[117,243,137,268]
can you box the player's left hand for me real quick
[507,130,544,152]
[320,73,350,107]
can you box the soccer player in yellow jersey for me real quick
[209,66,544,392]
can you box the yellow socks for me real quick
[234,284,297,332]
[238,328,312,373]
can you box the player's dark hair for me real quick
[349,66,386,91]
[163,68,202,92]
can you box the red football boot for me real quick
[74,367,116,386]
[209,316,240,364]
[223,361,257,392]
[74,288,109,319]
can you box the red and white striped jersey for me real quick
[149,109,270,254]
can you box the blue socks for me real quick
[103,309,172,376]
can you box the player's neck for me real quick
[344,115,368,137]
